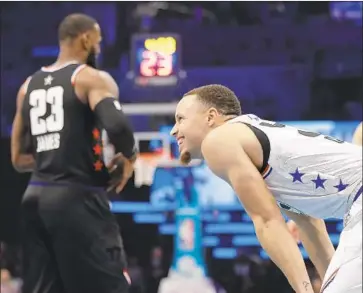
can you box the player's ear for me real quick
[80,32,91,51]
[207,108,218,126]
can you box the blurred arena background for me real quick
[0,1,362,293]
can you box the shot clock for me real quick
[131,33,182,86]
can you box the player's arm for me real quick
[201,128,314,293]
[283,210,335,280]
[80,69,137,160]
[352,122,362,145]
[77,68,137,192]
[11,79,35,172]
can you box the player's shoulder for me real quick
[17,74,35,97]
[22,76,32,90]
[217,121,256,139]
[77,66,116,85]
[353,122,362,135]
[75,66,119,99]
[16,75,34,109]
[352,122,362,145]
[77,65,101,80]
[202,122,251,152]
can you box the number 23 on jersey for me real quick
[29,86,64,135]
[29,86,64,152]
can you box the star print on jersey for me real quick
[44,75,53,86]
[94,160,104,171]
[334,179,349,192]
[289,168,304,183]
[92,128,104,172]
[93,144,102,156]
[92,128,100,140]
[312,174,327,189]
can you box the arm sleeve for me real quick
[94,98,137,159]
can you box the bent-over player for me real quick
[171,84,362,293]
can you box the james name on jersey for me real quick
[36,133,60,153]
[29,85,64,153]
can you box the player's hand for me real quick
[107,152,136,193]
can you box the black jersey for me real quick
[21,63,110,187]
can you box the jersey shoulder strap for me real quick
[227,114,263,125]
[70,64,88,86]
[26,63,84,91]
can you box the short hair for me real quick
[184,84,241,116]
[58,14,97,41]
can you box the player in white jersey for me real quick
[287,120,362,292]
[170,84,362,293]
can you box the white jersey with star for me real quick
[228,114,362,219]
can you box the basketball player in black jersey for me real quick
[11,14,135,293]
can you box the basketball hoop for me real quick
[134,152,202,187]
[134,152,171,187]
[120,103,187,187]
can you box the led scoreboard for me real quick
[131,33,181,86]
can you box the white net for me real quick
[133,131,172,187]
[123,103,179,186]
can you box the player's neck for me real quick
[55,46,86,67]
[212,115,236,129]
[55,54,82,66]
[223,115,237,123]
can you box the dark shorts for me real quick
[21,183,130,293]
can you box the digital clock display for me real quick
[131,33,181,86]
